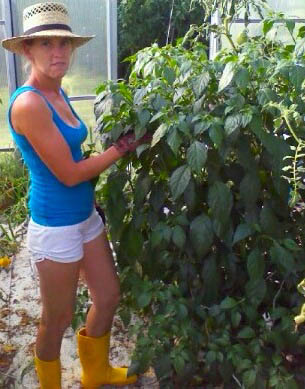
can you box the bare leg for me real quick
[36,259,81,360]
[81,230,120,337]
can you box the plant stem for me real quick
[225,32,238,52]
[283,114,300,144]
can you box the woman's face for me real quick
[24,37,73,79]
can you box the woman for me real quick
[2,2,149,388]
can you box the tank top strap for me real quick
[8,86,56,128]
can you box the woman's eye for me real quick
[42,40,50,46]
[61,39,71,47]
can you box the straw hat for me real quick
[1,2,95,54]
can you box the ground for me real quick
[0,230,159,389]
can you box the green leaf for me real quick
[243,369,256,387]
[257,87,279,105]
[206,350,217,364]
[289,65,305,91]
[149,183,166,212]
[270,242,296,273]
[241,112,252,128]
[260,204,281,238]
[295,38,305,58]
[154,354,172,380]
[184,179,197,211]
[190,214,214,257]
[186,141,208,174]
[137,291,152,308]
[193,96,205,114]
[209,124,224,148]
[134,87,148,105]
[286,20,295,36]
[240,173,261,205]
[172,225,186,250]
[226,93,245,109]
[143,60,155,78]
[105,172,128,236]
[235,67,250,89]
[152,94,167,111]
[194,121,210,135]
[218,62,237,92]
[151,222,172,248]
[193,72,210,98]
[164,66,176,85]
[127,360,141,377]
[225,112,251,136]
[208,181,233,224]
[167,127,182,155]
[134,173,152,206]
[233,223,253,245]
[150,111,165,123]
[170,165,192,200]
[263,19,274,36]
[231,311,242,328]
[247,248,265,280]
[202,255,220,304]
[136,143,149,157]
[237,326,255,339]
[137,109,151,127]
[152,123,168,147]
[173,355,185,375]
[224,114,242,135]
[177,303,188,319]
[298,26,305,38]
[120,223,144,259]
[220,297,237,310]
[297,334,305,346]
[245,279,266,306]
[282,238,301,252]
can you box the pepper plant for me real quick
[94,16,305,388]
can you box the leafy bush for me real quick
[0,152,28,256]
[94,17,305,388]
[118,0,206,78]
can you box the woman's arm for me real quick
[12,91,124,187]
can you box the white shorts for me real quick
[27,209,104,265]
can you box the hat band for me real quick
[24,23,72,36]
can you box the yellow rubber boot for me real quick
[77,327,137,388]
[34,354,61,388]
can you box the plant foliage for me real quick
[117,0,206,78]
[94,15,305,388]
[191,0,267,21]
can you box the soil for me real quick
[0,229,159,389]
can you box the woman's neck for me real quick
[25,73,62,95]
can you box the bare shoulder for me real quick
[11,91,52,134]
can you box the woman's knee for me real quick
[94,287,121,311]
[40,310,74,333]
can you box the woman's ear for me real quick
[22,41,33,61]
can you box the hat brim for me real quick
[1,30,95,55]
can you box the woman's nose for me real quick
[52,44,66,56]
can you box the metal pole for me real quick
[3,0,17,95]
[106,0,117,80]
[209,10,220,60]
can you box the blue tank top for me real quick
[8,86,94,226]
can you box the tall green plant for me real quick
[0,152,28,256]
[94,16,305,388]
[117,0,206,78]
[191,0,267,21]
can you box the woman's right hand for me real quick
[113,132,152,155]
